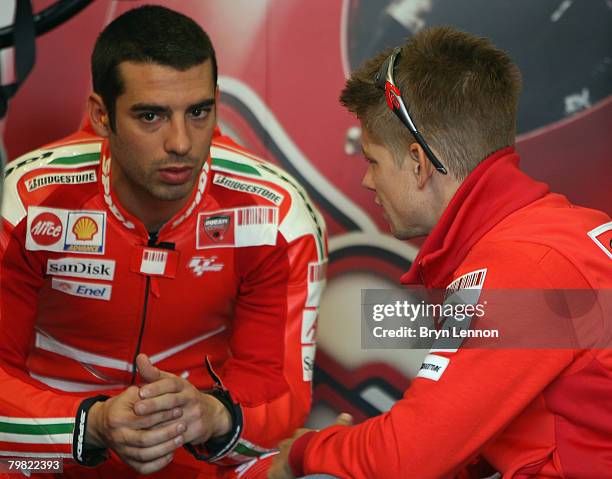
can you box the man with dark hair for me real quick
[91,5,218,133]
[0,6,326,478]
[269,26,611,479]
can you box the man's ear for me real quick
[408,142,434,189]
[88,93,110,138]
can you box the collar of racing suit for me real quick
[96,139,213,240]
[400,146,550,288]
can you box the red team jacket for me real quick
[290,148,612,478]
[0,128,327,478]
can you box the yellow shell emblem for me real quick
[72,216,98,241]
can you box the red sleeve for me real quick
[0,220,86,461]
[292,242,584,478]
[293,349,572,478]
[216,230,326,464]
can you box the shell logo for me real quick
[72,216,99,241]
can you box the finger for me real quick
[136,354,161,384]
[123,452,174,475]
[134,407,183,429]
[121,421,186,448]
[145,410,185,430]
[120,434,183,463]
[134,392,187,416]
[138,376,183,401]
[335,413,354,426]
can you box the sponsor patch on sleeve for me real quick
[301,310,317,344]
[445,268,487,297]
[587,221,612,260]
[307,261,327,308]
[26,207,106,255]
[196,207,278,249]
[301,345,316,382]
[416,353,450,381]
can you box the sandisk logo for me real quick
[30,212,63,246]
[47,258,115,280]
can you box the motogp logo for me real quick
[188,256,224,277]
[30,212,63,246]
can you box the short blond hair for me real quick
[340,26,522,179]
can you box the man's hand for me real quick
[268,413,353,479]
[86,386,186,474]
[134,354,232,445]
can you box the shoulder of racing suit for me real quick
[2,133,327,258]
[2,139,103,229]
[209,137,326,256]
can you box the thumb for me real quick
[136,353,160,384]
[334,413,353,426]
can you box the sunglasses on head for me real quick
[374,47,447,175]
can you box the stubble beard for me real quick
[141,166,198,202]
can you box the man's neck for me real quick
[110,175,192,233]
[426,174,462,230]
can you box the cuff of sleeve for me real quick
[289,431,317,477]
[72,395,110,467]
[184,388,243,463]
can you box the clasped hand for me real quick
[86,353,231,474]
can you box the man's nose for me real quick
[165,117,192,156]
[361,169,375,191]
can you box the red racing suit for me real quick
[0,127,327,478]
[289,147,612,478]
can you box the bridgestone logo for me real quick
[213,173,283,205]
[25,170,97,192]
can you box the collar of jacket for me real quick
[400,147,549,288]
[97,139,213,239]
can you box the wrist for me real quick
[289,431,317,477]
[184,388,243,463]
[84,401,106,448]
[74,395,109,467]
[201,393,232,440]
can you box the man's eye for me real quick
[139,112,159,123]
[190,107,209,119]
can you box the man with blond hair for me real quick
[270,26,612,479]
